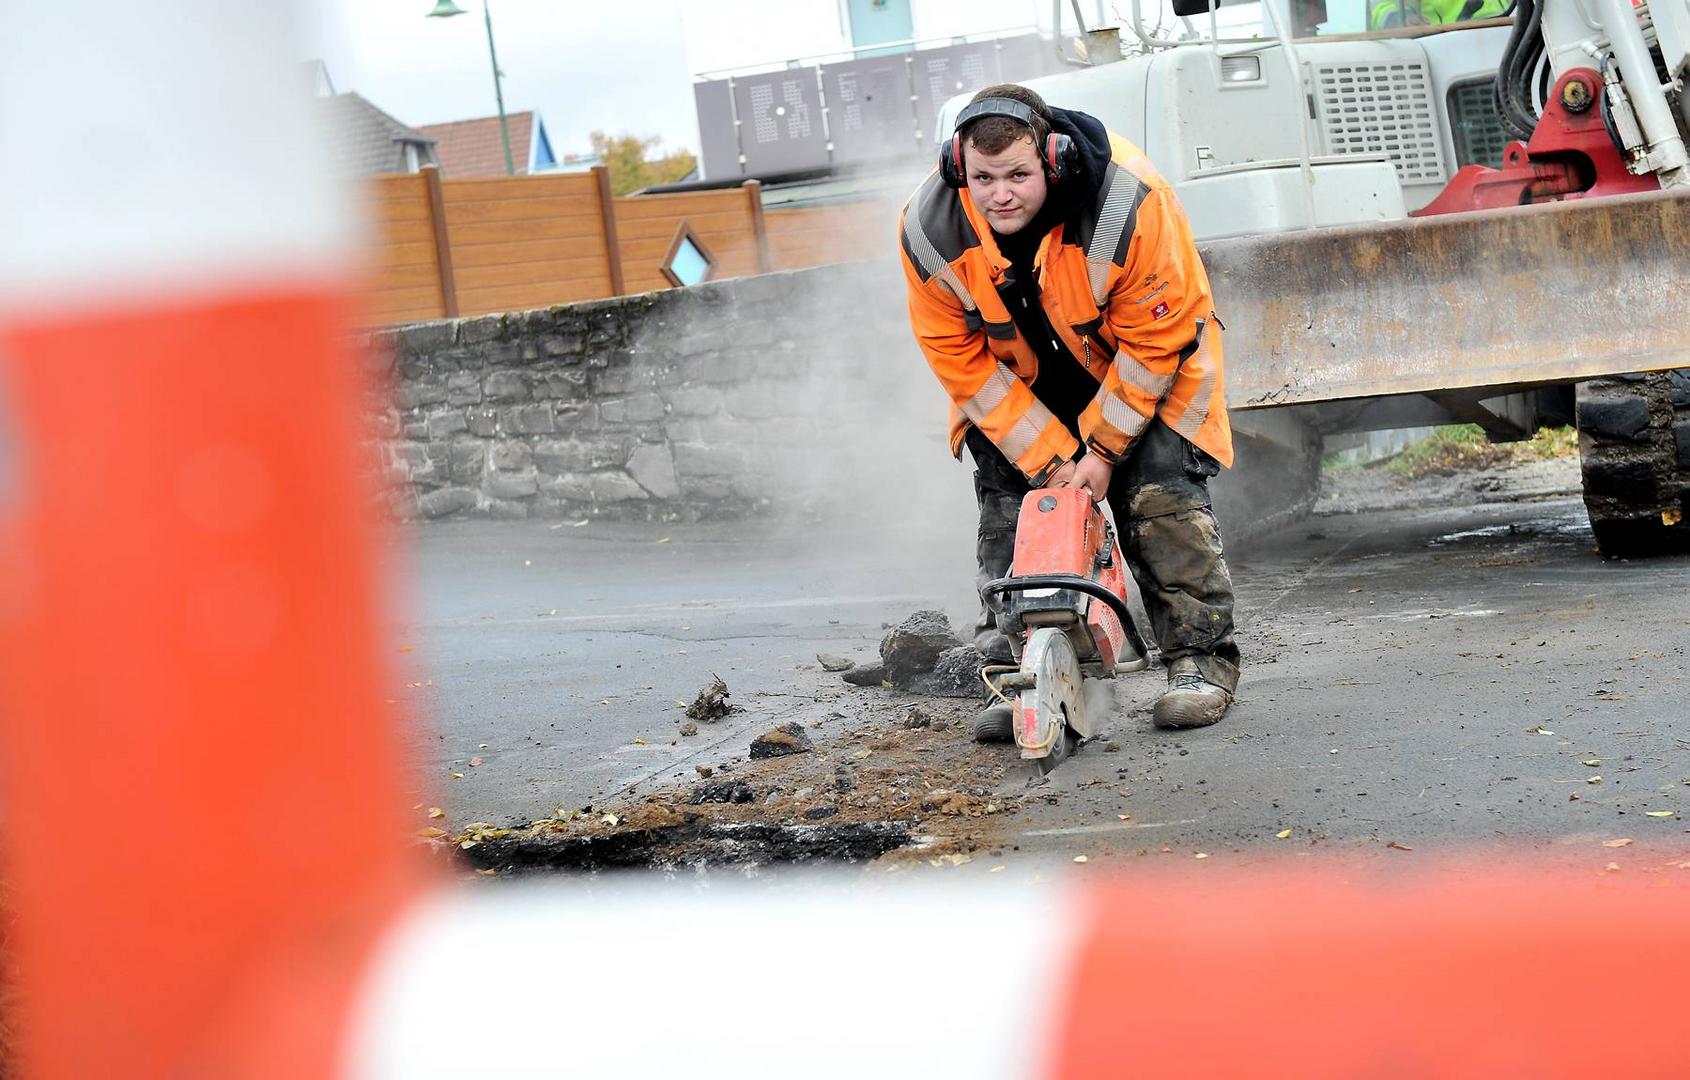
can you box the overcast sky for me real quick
[296,0,1070,159]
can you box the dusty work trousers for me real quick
[967,419,1242,693]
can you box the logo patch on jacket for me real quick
[1151,301,1171,319]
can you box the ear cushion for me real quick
[941,131,965,188]
[1044,132,1078,185]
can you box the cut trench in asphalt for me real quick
[456,821,918,875]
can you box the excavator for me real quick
[943,0,1690,555]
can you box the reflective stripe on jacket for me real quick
[898,131,1232,483]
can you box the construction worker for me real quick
[1369,0,1509,29]
[898,84,1241,735]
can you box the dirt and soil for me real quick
[449,697,1038,873]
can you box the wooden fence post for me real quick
[421,165,459,319]
[593,165,627,297]
[743,179,773,274]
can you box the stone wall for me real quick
[364,259,946,522]
[363,255,1320,543]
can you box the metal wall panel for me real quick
[731,70,830,175]
[911,41,1000,145]
[821,55,918,165]
[692,78,741,181]
[994,32,1067,84]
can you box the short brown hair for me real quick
[962,84,1053,155]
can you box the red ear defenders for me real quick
[940,96,1078,189]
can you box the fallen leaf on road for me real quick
[851,749,872,760]
[572,519,589,527]
[929,853,971,867]
[1606,862,1622,872]
[674,700,687,708]
[1582,759,1601,766]
[1120,814,1134,822]
[990,865,1006,873]
[1602,838,1634,848]
[1587,775,1603,784]
[1386,841,1414,851]
[656,537,671,545]
[1276,829,1293,839]
[449,772,464,780]
[459,840,478,850]
[633,737,646,745]
[427,807,444,819]
[397,644,414,653]
[416,827,447,839]
[1524,724,1554,735]
[600,813,620,826]
[1645,810,1675,818]
[469,757,484,767]
[1194,852,1209,860]
[1073,855,1089,863]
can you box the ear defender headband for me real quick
[940,96,1079,189]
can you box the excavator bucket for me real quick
[1205,188,1690,411]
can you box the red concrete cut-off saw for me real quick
[980,486,1148,772]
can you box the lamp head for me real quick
[426,1,466,17]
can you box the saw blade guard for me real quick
[1015,625,1087,759]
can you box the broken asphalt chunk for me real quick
[842,660,887,687]
[749,721,812,759]
[690,780,755,805]
[685,675,736,723]
[879,609,962,685]
[910,644,989,698]
[816,653,854,672]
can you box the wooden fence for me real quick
[360,165,889,324]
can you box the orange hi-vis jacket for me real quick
[898,129,1232,485]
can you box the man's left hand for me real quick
[1067,454,1114,502]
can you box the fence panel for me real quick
[764,202,891,271]
[362,173,448,324]
[441,171,616,316]
[614,188,762,293]
[362,172,900,324]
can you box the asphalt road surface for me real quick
[391,456,1690,869]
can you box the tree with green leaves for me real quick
[589,132,698,195]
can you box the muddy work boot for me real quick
[971,701,1015,743]
[1152,657,1233,729]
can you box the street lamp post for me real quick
[427,0,517,177]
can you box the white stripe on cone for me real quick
[0,4,351,316]
[345,879,1079,1079]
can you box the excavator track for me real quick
[1575,370,1690,557]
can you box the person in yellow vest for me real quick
[1370,0,1510,29]
[898,84,1241,735]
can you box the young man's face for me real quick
[963,133,1048,235]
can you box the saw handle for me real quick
[980,573,1149,661]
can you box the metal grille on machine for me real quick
[1447,77,1511,169]
[1313,61,1446,183]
